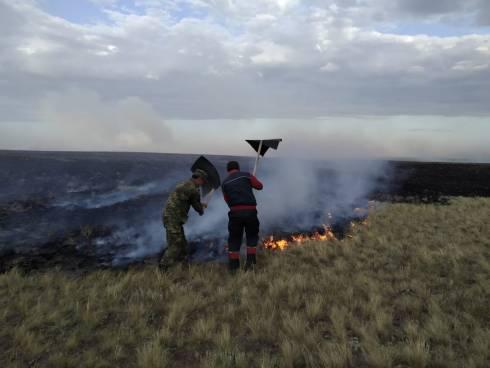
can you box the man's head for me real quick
[227,161,240,172]
[192,169,208,186]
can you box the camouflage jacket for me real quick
[163,180,203,224]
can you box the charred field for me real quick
[0,150,490,273]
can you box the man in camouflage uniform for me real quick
[159,169,208,271]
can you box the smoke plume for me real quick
[36,88,173,152]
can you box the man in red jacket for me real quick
[222,161,263,272]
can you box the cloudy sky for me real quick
[1,0,489,161]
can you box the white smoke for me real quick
[55,178,179,209]
[111,221,164,265]
[35,88,173,152]
[130,156,391,261]
[256,158,388,230]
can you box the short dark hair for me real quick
[227,161,240,172]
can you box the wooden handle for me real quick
[253,140,263,176]
[203,189,216,205]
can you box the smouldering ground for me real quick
[1,198,489,367]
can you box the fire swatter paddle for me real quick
[191,156,221,204]
[246,139,283,175]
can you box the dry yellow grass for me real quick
[1,197,489,367]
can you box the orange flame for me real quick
[263,237,289,250]
[263,225,336,250]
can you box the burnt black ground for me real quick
[373,160,490,203]
[1,150,489,273]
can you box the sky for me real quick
[0,0,490,161]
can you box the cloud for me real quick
[0,0,489,160]
[394,0,465,16]
[1,1,489,121]
[89,0,120,6]
[350,0,490,25]
[476,0,490,25]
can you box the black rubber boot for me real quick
[244,254,256,271]
[229,259,240,274]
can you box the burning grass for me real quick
[263,225,337,250]
[1,197,490,367]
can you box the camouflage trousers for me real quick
[159,219,189,270]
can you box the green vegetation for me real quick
[1,198,489,367]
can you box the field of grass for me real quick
[1,198,489,367]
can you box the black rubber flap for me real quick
[246,139,283,156]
